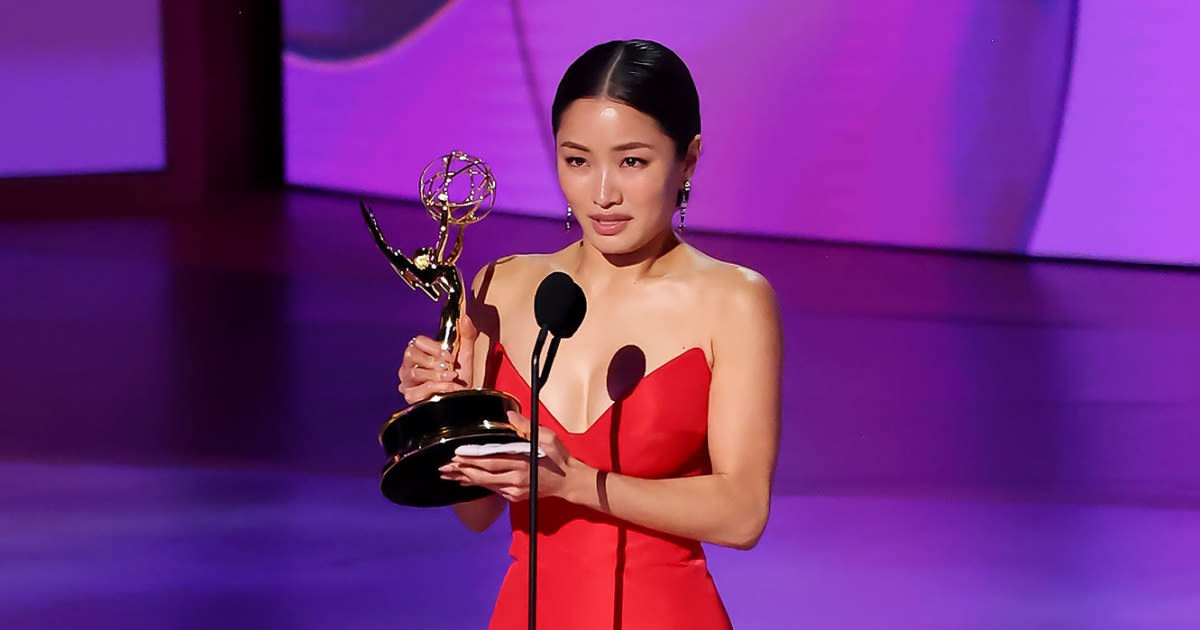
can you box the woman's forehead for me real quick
[557,98,667,144]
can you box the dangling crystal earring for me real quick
[565,204,573,231]
[677,180,691,231]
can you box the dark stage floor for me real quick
[2,192,1198,628]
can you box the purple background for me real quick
[282,0,1199,266]
[0,0,165,177]
[1031,1,1200,266]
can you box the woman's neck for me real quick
[569,227,683,291]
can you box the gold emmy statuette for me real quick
[362,151,522,507]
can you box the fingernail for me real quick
[438,361,447,369]
[442,371,453,380]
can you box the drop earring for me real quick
[677,180,691,231]
[565,204,573,231]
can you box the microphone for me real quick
[527,271,586,630]
[535,271,587,337]
[532,271,586,383]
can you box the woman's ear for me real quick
[682,134,702,183]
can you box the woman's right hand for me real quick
[397,313,478,405]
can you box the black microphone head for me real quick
[534,272,587,338]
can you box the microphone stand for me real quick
[528,329,561,630]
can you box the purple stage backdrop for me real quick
[0,0,165,177]
[282,0,1199,267]
[1030,1,1200,267]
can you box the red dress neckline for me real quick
[492,342,710,437]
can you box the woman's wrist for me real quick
[561,459,599,505]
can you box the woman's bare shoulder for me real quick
[469,247,572,304]
[678,246,778,334]
[682,246,774,299]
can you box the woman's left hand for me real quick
[439,410,588,502]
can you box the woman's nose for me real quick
[593,167,622,208]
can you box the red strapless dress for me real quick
[486,342,732,630]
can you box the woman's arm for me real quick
[562,271,781,549]
[451,494,507,532]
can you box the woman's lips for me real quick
[590,214,632,236]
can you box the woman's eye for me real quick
[565,157,586,167]
[622,157,646,167]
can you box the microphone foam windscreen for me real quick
[534,272,587,338]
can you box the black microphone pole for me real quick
[528,330,562,630]
[528,327,546,630]
[526,271,584,630]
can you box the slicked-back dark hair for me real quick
[551,39,700,160]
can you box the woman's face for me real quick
[555,98,695,255]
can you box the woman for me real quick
[398,39,782,629]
